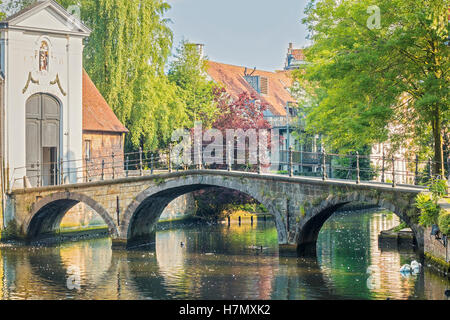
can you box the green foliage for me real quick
[300,205,306,217]
[296,0,449,172]
[193,188,260,221]
[415,178,448,227]
[416,193,441,227]
[1,0,33,16]
[428,178,448,200]
[438,212,450,236]
[168,41,218,128]
[2,220,22,240]
[393,222,408,233]
[3,0,187,151]
[332,147,376,181]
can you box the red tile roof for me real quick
[206,61,296,116]
[82,70,128,133]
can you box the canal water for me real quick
[0,210,448,300]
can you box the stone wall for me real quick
[424,227,449,263]
[423,199,450,276]
[61,193,195,228]
[159,193,195,222]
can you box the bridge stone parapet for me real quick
[7,170,424,255]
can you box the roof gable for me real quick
[1,0,91,36]
[83,70,128,134]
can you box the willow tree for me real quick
[296,0,449,176]
[78,0,185,150]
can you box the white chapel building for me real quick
[0,0,127,191]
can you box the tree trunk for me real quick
[432,107,445,177]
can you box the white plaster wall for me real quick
[2,28,84,187]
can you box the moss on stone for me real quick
[424,252,450,275]
[300,205,306,218]
[154,178,166,186]
[312,196,326,207]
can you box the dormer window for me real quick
[243,75,269,95]
[260,76,268,95]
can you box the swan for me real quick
[400,264,411,273]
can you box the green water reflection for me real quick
[0,210,448,300]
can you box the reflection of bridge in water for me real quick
[9,168,425,255]
[0,213,443,300]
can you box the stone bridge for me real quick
[7,170,425,255]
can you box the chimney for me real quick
[195,44,205,59]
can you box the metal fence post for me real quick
[37,160,40,187]
[116,196,120,227]
[60,158,64,185]
[428,159,433,181]
[289,147,293,177]
[101,159,105,181]
[392,156,396,187]
[168,146,172,173]
[139,147,143,176]
[198,143,203,170]
[126,156,129,178]
[381,151,385,183]
[151,153,154,175]
[257,143,261,174]
[414,155,419,185]
[322,150,327,181]
[300,144,304,174]
[112,152,115,180]
[85,156,89,183]
[227,141,232,172]
[356,151,360,184]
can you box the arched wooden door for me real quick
[26,94,61,187]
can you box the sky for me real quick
[166,0,311,71]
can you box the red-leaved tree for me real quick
[193,87,273,220]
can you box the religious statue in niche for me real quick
[39,41,49,72]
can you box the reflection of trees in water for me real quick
[317,210,419,300]
[133,224,280,299]
[0,239,142,299]
[0,214,446,300]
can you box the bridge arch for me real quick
[295,192,423,256]
[120,175,287,248]
[25,192,119,240]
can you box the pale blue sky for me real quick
[166,0,310,71]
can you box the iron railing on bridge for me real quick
[10,144,449,191]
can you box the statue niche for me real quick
[39,41,49,72]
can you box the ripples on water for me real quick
[0,210,448,300]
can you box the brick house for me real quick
[82,70,128,181]
[206,60,321,173]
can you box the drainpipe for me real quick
[65,36,71,182]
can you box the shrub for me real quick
[438,212,450,236]
[429,178,447,200]
[415,178,448,228]
[415,193,441,227]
